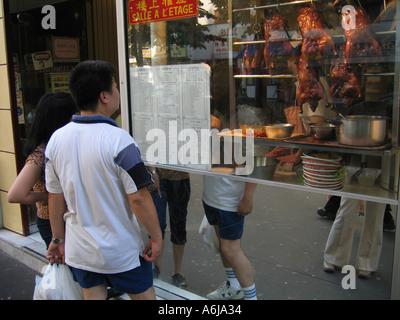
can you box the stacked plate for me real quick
[301,153,344,190]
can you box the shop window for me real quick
[124,0,398,203]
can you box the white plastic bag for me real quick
[199,215,220,254]
[33,264,83,300]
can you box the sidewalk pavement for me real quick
[0,173,396,300]
[0,246,39,300]
[0,228,204,300]
[149,173,396,300]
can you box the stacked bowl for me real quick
[301,153,344,190]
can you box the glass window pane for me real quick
[125,0,398,198]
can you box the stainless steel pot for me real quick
[249,157,279,180]
[254,156,279,167]
[310,123,337,140]
[264,124,295,139]
[338,115,388,147]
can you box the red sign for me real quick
[128,0,199,25]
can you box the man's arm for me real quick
[237,182,257,216]
[46,193,66,264]
[127,188,163,262]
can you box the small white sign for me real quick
[32,51,53,71]
[52,37,80,62]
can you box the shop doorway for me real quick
[3,0,118,234]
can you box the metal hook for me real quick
[250,4,256,17]
[310,0,317,9]
[275,3,281,14]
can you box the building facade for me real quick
[1,0,400,299]
[0,0,120,235]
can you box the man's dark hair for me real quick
[68,60,116,111]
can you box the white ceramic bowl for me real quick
[303,172,343,182]
[304,181,343,190]
[302,153,342,164]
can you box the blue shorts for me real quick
[203,201,244,240]
[70,256,153,295]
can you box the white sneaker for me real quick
[206,281,244,300]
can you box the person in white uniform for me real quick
[323,198,386,279]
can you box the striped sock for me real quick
[225,268,241,290]
[243,284,257,300]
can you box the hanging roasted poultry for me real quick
[333,0,382,63]
[241,43,266,75]
[343,7,382,63]
[264,9,294,74]
[242,45,256,75]
[252,44,266,74]
[296,6,333,113]
[330,48,362,110]
[296,55,325,113]
[297,6,337,63]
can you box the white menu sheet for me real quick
[130,63,211,170]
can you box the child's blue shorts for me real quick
[203,201,244,240]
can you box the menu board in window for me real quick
[130,63,211,171]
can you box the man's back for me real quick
[45,115,150,273]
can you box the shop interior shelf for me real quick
[233,0,321,13]
[218,131,393,156]
[234,74,297,79]
[234,39,302,45]
[274,174,398,205]
[233,34,394,47]
[214,129,398,203]
[205,165,398,205]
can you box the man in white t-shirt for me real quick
[45,60,162,300]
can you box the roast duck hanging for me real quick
[263,9,294,75]
[296,6,336,113]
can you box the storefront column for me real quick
[0,0,26,235]
[392,156,400,299]
[392,207,400,299]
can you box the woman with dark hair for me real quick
[8,92,77,248]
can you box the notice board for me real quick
[130,63,211,171]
